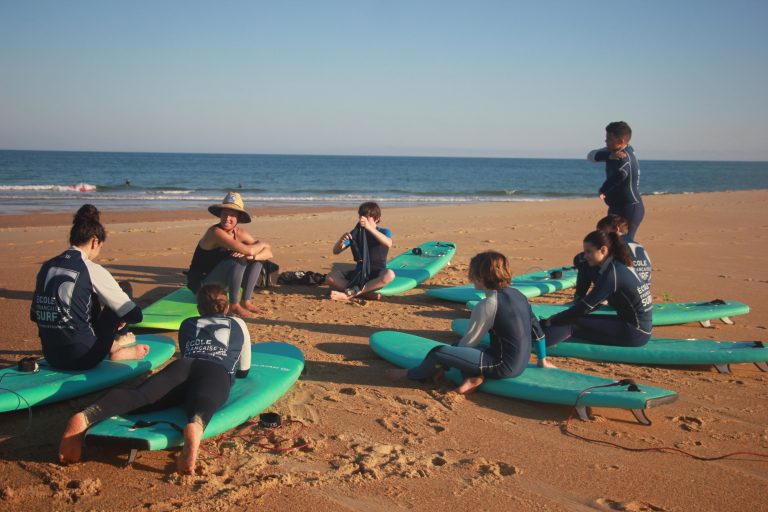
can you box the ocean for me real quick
[0,150,766,214]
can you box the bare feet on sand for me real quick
[230,303,256,318]
[59,412,88,464]
[110,343,150,361]
[454,375,484,395]
[538,358,558,369]
[329,290,351,301]
[239,300,262,313]
[177,422,204,474]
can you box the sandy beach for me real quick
[0,190,766,511]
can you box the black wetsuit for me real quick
[31,247,142,370]
[408,288,545,381]
[543,257,652,348]
[574,236,651,298]
[81,315,251,429]
[590,145,644,239]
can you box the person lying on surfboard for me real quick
[59,284,251,474]
[540,230,652,348]
[389,251,548,394]
[326,201,395,301]
[31,204,149,370]
[186,192,273,318]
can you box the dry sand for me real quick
[0,190,766,511]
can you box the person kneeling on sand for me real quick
[59,284,251,474]
[31,204,149,370]
[389,251,550,394]
[326,201,395,301]
[186,192,273,318]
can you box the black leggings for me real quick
[82,358,232,429]
[544,316,650,348]
[47,307,122,371]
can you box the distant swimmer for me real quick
[125,179,131,186]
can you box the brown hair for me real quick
[605,121,632,141]
[69,204,106,245]
[596,214,629,235]
[358,201,382,221]
[196,284,229,316]
[583,230,633,267]
[468,251,512,290]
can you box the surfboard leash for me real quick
[563,380,768,462]
[198,418,310,461]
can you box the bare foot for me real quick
[239,300,262,313]
[177,422,204,474]
[113,331,136,348]
[454,375,484,395]
[538,358,558,369]
[386,368,409,381]
[329,290,351,301]
[59,412,89,464]
[229,303,256,318]
[110,343,150,361]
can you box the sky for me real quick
[1,0,766,160]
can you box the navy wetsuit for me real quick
[408,288,545,381]
[81,315,251,429]
[543,257,652,347]
[342,226,392,280]
[31,247,142,370]
[589,146,644,240]
[573,236,651,298]
[187,225,263,305]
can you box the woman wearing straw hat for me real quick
[186,192,272,318]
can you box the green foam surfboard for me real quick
[425,265,577,302]
[370,330,677,423]
[451,318,768,373]
[0,334,176,413]
[134,287,198,331]
[379,241,456,296]
[527,300,750,327]
[85,342,304,451]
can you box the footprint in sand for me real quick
[288,385,320,424]
[594,497,667,511]
[670,415,704,432]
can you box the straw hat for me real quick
[208,192,252,223]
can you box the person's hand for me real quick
[599,192,606,200]
[359,215,376,231]
[609,150,627,160]
[117,321,126,331]
[230,251,246,258]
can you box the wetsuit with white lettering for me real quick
[407,288,545,381]
[543,257,652,347]
[573,236,651,298]
[81,315,251,429]
[588,145,645,239]
[31,247,142,370]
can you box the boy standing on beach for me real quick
[327,202,395,301]
[588,121,644,240]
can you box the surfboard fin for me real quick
[714,363,731,374]
[631,409,652,425]
[754,361,768,372]
[575,406,593,421]
[719,316,734,325]
[699,320,712,328]
[126,449,138,467]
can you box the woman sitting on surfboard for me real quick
[391,251,546,394]
[59,284,252,474]
[186,192,272,318]
[540,230,652,348]
[31,204,149,370]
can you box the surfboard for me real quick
[519,300,749,327]
[378,241,457,296]
[134,287,198,331]
[370,330,677,424]
[0,334,176,413]
[425,265,577,302]
[451,318,768,374]
[85,342,304,455]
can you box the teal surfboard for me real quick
[370,331,677,424]
[379,241,457,296]
[85,342,304,452]
[425,265,577,302]
[0,335,176,413]
[451,318,768,373]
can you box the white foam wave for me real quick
[0,183,96,192]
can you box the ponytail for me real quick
[583,230,633,267]
[69,204,106,246]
